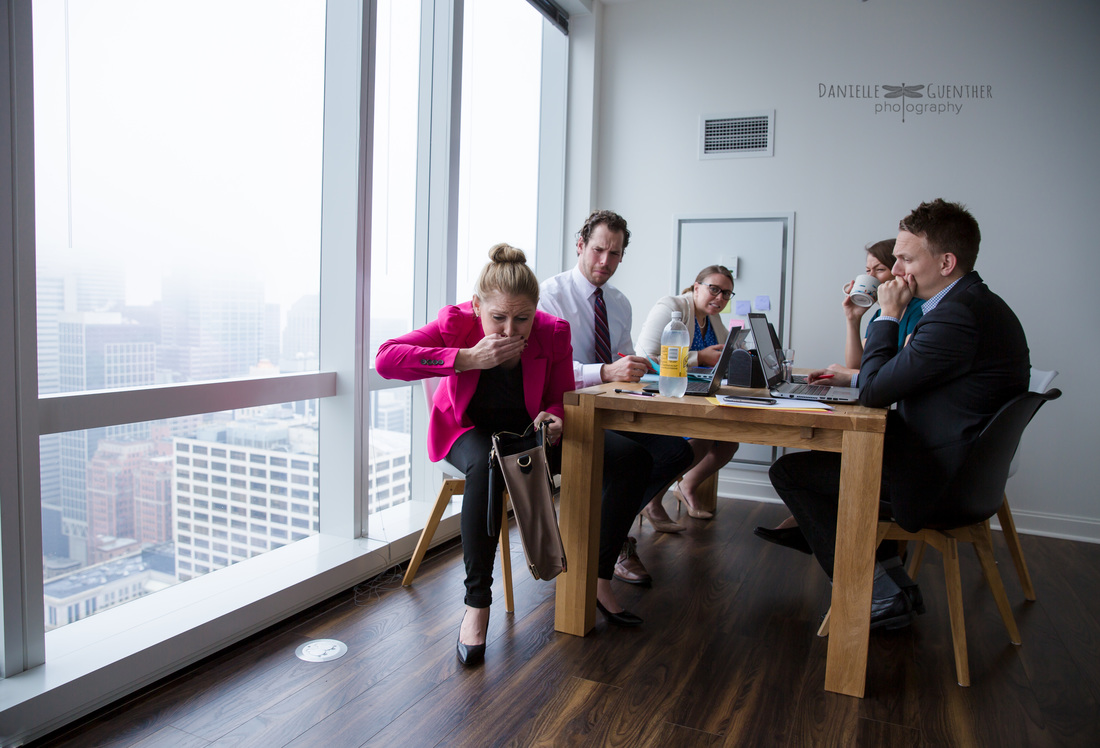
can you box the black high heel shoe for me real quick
[456,609,488,666]
[456,638,485,667]
[595,599,643,627]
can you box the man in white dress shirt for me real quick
[539,210,693,625]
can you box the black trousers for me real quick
[768,449,898,579]
[448,426,693,604]
[598,431,694,579]
[446,427,508,609]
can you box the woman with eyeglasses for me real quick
[634,265,740,530]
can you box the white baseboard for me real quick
[717,467,1100,545]
[990,507,1100,545]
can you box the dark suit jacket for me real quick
[375,302,575,462]
[859,271,1030,531]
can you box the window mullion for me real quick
[409,0,463,500]
[319,0,370,540]
[1,0,46,678]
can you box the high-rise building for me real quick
[57,311,158,564]
[173,411,320,581]
[367,429,411,513]
[135,454,174,545]
[280,293,319,372]
[264,302,282,367]
[159,273,267,382]
[370,388,411,433]
[37,274,66,552]
[86,439,158,563]
[37,265,127,552]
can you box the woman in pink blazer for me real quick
[376,244,574,667]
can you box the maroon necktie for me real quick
[594,287,612,364]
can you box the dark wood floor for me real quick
[30,497,1100,747]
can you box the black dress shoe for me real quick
[595,600,643,627]
[753,526,813,555]
[885,566,925,615]
[869,590,915,631]
[456,638,486,666]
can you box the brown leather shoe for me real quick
[613,536,652,586]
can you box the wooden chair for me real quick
[401,379,514,613]
[821,388,1061,686]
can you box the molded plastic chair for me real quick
[401,378,514,613]
[882,388,1061,686]
[993,368,1057,600]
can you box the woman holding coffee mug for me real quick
[836,238,925,373]
[755,239,923,553]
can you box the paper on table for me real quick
[712,395,834,411]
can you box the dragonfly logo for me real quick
[880,83,925,123]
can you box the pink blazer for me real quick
[375,302,575,462]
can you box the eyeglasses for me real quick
[699,283,734,300]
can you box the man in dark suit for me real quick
[769,199,1030,629]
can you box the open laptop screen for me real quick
[747,313,784,387]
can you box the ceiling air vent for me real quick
[699,111,774,159]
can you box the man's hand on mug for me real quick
[601,354,650,383]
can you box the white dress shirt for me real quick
[539,265,634,388]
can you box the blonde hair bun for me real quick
[474,243,540,304]
[488,243,527,265]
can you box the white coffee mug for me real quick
[848,274,881,308]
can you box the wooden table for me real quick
[554,382,888,698]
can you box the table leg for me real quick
[694,471,719,514]
[824,429,884,697]
[555,395,604,636]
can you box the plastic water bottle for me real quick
[659,311,690,397]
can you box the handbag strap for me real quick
[491,419,550,457]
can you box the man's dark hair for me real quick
[578,209,631,250]
[898,199,981,273]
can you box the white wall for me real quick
[566,0,1100,541]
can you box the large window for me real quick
[30,0,326,631]
[1,0,568,740]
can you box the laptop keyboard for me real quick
[785,383,832,397]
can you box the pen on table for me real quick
[617,352,659,373]
[614,388,656,397]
